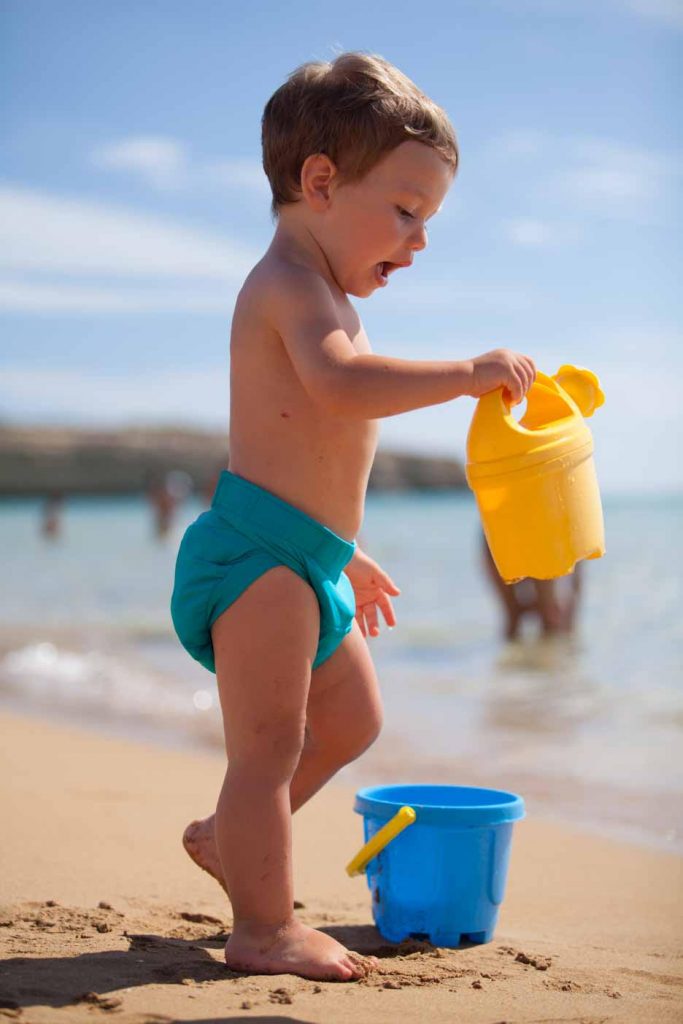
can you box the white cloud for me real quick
[494,133,680,225]
[503,218,581,247]
[0,365,229,427]
[495,0,683,30]
[91,137,188,191]
[201,157,270,195]
[0,177,536,315]
[622,0,683,29]
[496,130,545,158]
[504,219,550,246]
[0,278,237,315]
[556,140,679,220]
[0,183,257,280]
[90,136,269,196]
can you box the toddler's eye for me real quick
[397,206,414,219]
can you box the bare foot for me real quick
[182,815,228,895]
[225,918,379,982]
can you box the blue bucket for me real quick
[353,784,525,947]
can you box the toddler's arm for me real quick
[331,348,535,418]
[269,265,535,419]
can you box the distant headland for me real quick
[0,424,467,497]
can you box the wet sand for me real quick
[1,709,682,1022]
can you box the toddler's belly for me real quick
[228,440,376,541]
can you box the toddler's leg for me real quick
[211,566,377,982]
[296,619,384,797]
[183,619,384,890]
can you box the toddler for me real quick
[171,51,536,982]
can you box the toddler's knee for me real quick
[341,708,384,765]
[235,723,307,783]
[367,705,384,746]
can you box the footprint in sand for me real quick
[75,991,123,1011]
[499,946,552,971]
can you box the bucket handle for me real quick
[345,805,416,877]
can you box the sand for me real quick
[1,709,682,1023]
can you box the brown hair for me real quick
[262,52,458,217]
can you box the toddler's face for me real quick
[324,140,453,298]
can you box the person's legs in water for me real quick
[480,531,583,640]
[480,532,537,639]
[533,562,583,635]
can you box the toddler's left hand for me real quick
[345,549,401,639]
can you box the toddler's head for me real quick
[262,52,458,217]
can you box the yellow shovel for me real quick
[345,805,416,877]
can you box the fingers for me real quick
[383,576,401,595]
[520,355,536,394]
[376,591,397,626]
[364,603,380,637]
[358,595,397,638]
[506,354,537,404]
[504,369,525,405]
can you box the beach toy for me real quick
[346,805,416,877]
[348,784,525,947]
[466,365,606,583]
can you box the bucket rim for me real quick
[354,783,525,827]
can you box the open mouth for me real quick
[376,260,409,286]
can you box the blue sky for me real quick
[1,0,681,492]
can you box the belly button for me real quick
[280,411,290,418]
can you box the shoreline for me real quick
[2,708,682,1023]
[3,692,680,858]
[2,487,681,875]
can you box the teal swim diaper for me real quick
[171,470,357,673]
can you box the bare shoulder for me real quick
[239,254,340,330]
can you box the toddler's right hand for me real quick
[469,349,536,405]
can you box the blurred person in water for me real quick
[41,490,64,541]
[481,532,582,641]
[146,470,193,539]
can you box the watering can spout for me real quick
[552,365,605,418]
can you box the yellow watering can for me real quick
[466,365,606,583]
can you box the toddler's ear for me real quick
[300,153,337,211]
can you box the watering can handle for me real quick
[500,366,605,418]
[500,370,558,410]
[345,805,416,877]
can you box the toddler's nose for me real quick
[410,222,428,252]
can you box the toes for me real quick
[345,951,379,977]
[344,954,364,977]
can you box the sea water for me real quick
[0,489,680,852]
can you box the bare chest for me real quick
[227,294,378,538]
